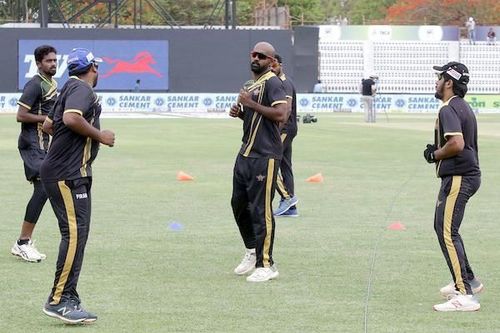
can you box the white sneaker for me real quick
[433,294,480,312]
[234,249,256,275]
[11,240,46,262]
[440,280,483,299]
[246,266,279,282]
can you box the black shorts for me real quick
[19,148,47,181]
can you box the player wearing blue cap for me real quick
[41,48,115,324]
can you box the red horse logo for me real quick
[101,51,163,78]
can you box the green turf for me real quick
[1,113,499,332]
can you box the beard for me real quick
[250,62,267,75]
[47,67,57,76]
[434,85,444,100]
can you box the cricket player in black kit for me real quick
[271,54,299,217]
[423,62,483,312]
[41,48,115,324]
[11,45,57,262]
[230,42,288,282]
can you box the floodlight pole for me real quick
[225,0,229,29]
[40,0,49,27]
[232,0,237,29]
[225,0,236,29]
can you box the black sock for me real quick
[17,239,30,245]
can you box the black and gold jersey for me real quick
[40,77,102,182]
[279,73,297,137]
[434,96,480,178]
[239,70,287,159]
[17,73,57,150]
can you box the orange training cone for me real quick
[306,173,324,183]
[177,171,194,181]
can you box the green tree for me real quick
[278,0,325,25]
[348,0,398,24]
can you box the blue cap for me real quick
[67,48,102,75]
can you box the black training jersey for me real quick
[279,73,298,137]
[239,71,287,159]
[434,96,480,178]
[361,79,374,96]
[40,77,102,182]
[17,73,57,150]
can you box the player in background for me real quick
[271,54,299,217]
[11,45,57,263]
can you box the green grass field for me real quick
[1,112,499,333]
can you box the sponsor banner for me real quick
[319,25,459,41]
[294,93,500,113]
[297,93,442,113]
[1,93,499,114]
[19,40,168,91]
[100,93,238,113]
[0,93,22,112]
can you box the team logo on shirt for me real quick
[256,174,266,182]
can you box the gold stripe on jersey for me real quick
[64,109,83,115]
[243,115,263,157]
[263,158,275,267]
[38,73,58,100]
[271,100,287,106]
[80,137,92,177]
[247,71,275,92]
[444,132,463,137]
[435,97,453,177]
[17,101,31,110]
[51,181,78,304]
[243,81,266,157]
[242,71,279,156]
[37,122,45,150]
[443,176,465,293]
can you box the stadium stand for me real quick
[319,40,500,94]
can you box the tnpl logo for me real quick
[24,54,68,79]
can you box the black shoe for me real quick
[43,297,97,324]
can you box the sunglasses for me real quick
[251,52,272,60]
[436,72,449,81]
[91,61,99,70]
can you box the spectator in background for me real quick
[487,28,496,45]
[465,17,476,45]
[134,79,141,92]
[360,74,378,123]
[313,79,323,93]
